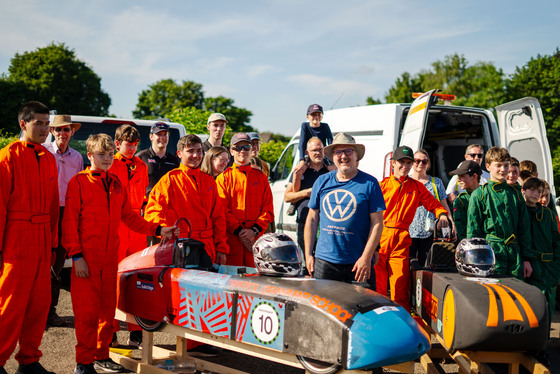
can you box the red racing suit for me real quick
[0,141,59,366]
[216,164,274,267]
[376,175,447,311]
[145,164,229,261]
[63,169,158,364]
[109,153,149,261]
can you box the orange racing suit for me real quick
[376,175,447,311]
[216,164,274,267]
[0,141,59,366]
[63,169,159,364]
[145,164,229,261]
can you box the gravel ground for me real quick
[3,274,560,374]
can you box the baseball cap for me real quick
[247,132,260,141]
[449,160,483,176]
[230,133,251,146]
[150,122,170,134]
[307,104,323,115]
[392,146,414,161]
[207,113,228,124]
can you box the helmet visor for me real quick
[464,247,495,267]
[263,245,302,263]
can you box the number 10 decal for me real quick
[250,301,281,345]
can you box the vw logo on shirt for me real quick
[322,189,357,222]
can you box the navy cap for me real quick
[150,122,170,134]
[307,104,323,115]
[247,132,260,141]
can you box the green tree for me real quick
[133,79,204,119]
[166,106,233,145]
[204,96,254,133]
[260,140,288,167]
[7,42,111,117]
[508,49,560,191]
[0,77,28,134]
[383,54,507,109]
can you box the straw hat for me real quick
[50,114,81,131]
[324,132,365,161]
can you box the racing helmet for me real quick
[455,238,495,277]
[253,233,302,277]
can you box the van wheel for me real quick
[134,316,164,332]
[296,355,341,374]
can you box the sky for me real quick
[0,1,559,136]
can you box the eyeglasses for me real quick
[414,159,428,165]
[333,148,355,157]
[53,127,72,133]
[232,145,252,152]
[468,153,484,159]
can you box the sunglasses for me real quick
[468,153,484,159]
[53,127,72,133]
[333,149,355,157]
[232,145,252,152]
[414,159,428,165]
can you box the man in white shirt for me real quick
[43,114,83,327]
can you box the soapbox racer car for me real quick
[117,227,430,373]
[412,239,549,353]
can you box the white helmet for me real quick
[253,233,302,277]
[455,238,495,277]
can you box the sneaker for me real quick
[47,311,66,327]
[109,333,119,348]
[127,330,142,348]
[15,362,55,374]
[188,344,221,357]
[93,358,124,373]
[0,366,8,374]
[74,364,97,374]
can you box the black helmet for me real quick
[253,233,302,277]
[455,238,495,277]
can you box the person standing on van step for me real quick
[43,114,84,328]
[0,101,59,374]
[202,113,232,167]
[467,147,532,280]
[284,137,330,268]
[377,146,449,312]
[449,161,482,242]
[297,104,333,168]
[216,133,274,267]
[305,133,384,287]
[108,125,149,348]
[136,122,180,246]
[408,149,455,266]
[446,144,490,204]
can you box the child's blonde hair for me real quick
[485,146,510,165]
[86,133,115,154]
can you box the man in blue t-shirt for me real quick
[305,133,385,288]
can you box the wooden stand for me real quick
[419,324,551,374]
[112,309,411,374]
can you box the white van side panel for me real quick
[496,98,555,192]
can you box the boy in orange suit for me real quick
[216,133,274,267]
[63,134,177,374]
[108,125,149,346]
[376,146,449,311]
[0,102,59,374]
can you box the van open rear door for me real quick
[399,89,438,150]
[496,97,555,191]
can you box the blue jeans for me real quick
[314,257,376,290]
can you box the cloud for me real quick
[287,73,376,96]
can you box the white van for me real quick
[45,115,187,166]
[270,89,555,241]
